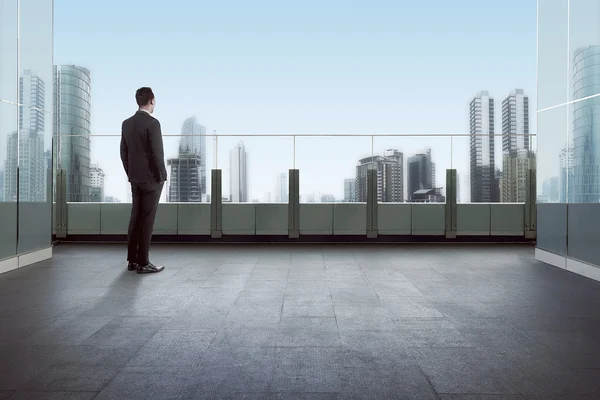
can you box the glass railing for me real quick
[54,133,537,204]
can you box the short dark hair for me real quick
[135,87,154,106]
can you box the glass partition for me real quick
[216,135,293,203]
[294,136,371,203]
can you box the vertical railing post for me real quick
[288,169,299,239]
[445,169,457,239]
[211,169,222,239]
[525,168,537,239]
[55,169,67,239]
[367,168,378,239]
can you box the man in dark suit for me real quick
[120,87,167,274]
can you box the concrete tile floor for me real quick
[0,243,599,399]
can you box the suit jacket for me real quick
[120,111,168,184]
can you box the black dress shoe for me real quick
[137,262,165,274]
[127,262,138,271]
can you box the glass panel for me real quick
[537,0,569,110]
[569,0,600,103]
[373,136,450,203]
[569,97,600,203]
[17,0,53,253]
[452,134,503,203]
[537,106,569,204]
[0,0,17,102]
[295,136,370,203]
[217,135,293,203]
[0,101,18,260]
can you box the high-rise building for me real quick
[4,71,46,202]
[407,152,434,201]
[4,131,45,202]
[343,178,355,202]
[500,89,534,203]
[53,65,92,202]
[470,91,498,202]
[501,151,536,202]
[356,149,404,202]
[560,147,575,203]
[19,70,45,133]
[502,89,530,154]
[89,163,105,202]
[426,148,436,188]
[229,141,248,202]
[572,45,600,203]
[274,173,288,203]
[167,117,207,202]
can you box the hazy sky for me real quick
[52,0,537,202]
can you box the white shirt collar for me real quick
[138,108,152,115]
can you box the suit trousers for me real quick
[127,181,164,265]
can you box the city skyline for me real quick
[0,1,542,204]
[49,0,536,202]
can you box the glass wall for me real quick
[537,0,600,267]
[0,0,53,263]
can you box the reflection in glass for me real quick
[16,71,47,203]
[537,0,569,110]
[537,106,568,204]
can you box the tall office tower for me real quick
[356,149,404,202]
[229,141,248,202]
[4,71,46,202]
[274,173,288,203]
[501,89,534,202]
[470,91,498,202]
[4,131,45,202]
[426,148,436,188]
[501,151,536,202]
[456,173,460,203]
[89,163,105,202]
[343,178,356,202]
[560,147,575,203]
[19,70,45,133]
[53,65,92,202]
[572,46,600,203]
[407,152,434,201]
[167,117,207,202]
[502,90,530,154]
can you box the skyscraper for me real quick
[560,147,574,203]
[229,141,248,202]
[407,152,434,201]
[426,148,436,188]
[470,91,498,202]
[356,149,404,202]
[4,71,46,202]
[167,117,207,202]
[274,173,288,203]
[343,178,355,202]
[572,45,600,203]
[89,163,105,202]
[53,65,92,202]
[501,89,534,202]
